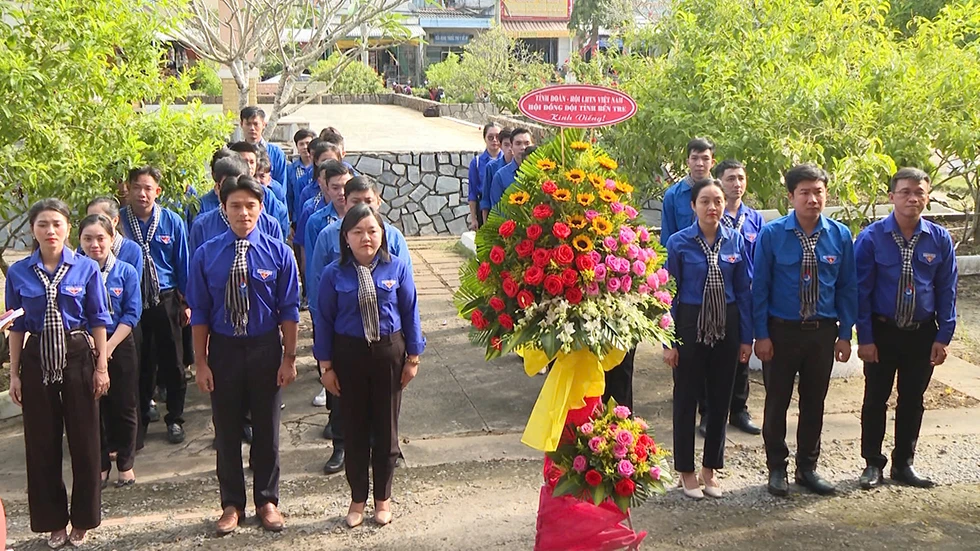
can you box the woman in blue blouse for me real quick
[314,204,425,528]
[79,214,142,490]
[5,199,111,548]
[664,179,753,500]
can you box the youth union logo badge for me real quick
[746,232,757,242]
[257,269,273,280]
[822,255,837,264]
[158,235,171,245]
[111,287,123,297]
[382,279,396,289]
[64,286,83,296]
[922,253,936,264]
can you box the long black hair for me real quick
[339,203,390,265]
[28,198,72,252]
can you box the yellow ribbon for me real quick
[520,347,627,452]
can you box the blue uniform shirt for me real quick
[854,214,957,345]
[666,224,753,344]
[198,187,289,237]
[752,213,858,341]
[5,248,112,333]
[297,161,359,215]
[295,195,337,248]
[102,258,143,335]
[189,207,284,252]
[267,178,287,208]
[468,150,502,203]
[287,159,313,222]
[480,156,509,211]
[485,161,519,213]
[722,202,766,279]
[303,203,343,273]
[313,255,425,361]
[263,141,288,192]
[187,227,301,338]
[120,205,190,296]
[308,219,413,317]
[660,176,695,246]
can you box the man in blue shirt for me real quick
[660,138,715,246]
[287,129,317,224]
[298,141,355,214]
[483,128,534,219]
[304,162,352,277]
[467,123,502,230]
[241,106,287,187]
[120,166,192,446]
[190,157,284,251]
[225,142,290,236]
[854,168,957,491]
[187,175,299,536]
[752,163,857,498]
[479,127,513,219]
[256,149,287,207]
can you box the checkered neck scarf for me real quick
[100,251,117,315]
[892,231,921,327]
[355,257,381,344]
[225,239,250,336]
[313,193,323,211]
[125,206,161,308]
[794,229,821,320]
[722,211,747,231]
[219,207,231,228]
[696,235,727,346]
[111,233,124,257]
[32,262,71,385]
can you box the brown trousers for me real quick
[21,333,101,532]
[333,332,405,503]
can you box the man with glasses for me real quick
[467,123,502,230]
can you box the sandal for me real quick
[47,531,68,549]
[68,528,87,548]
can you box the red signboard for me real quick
[518,85,638,128]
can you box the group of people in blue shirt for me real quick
[466,124,536,230]
[660,138,957,501]
[3,107,425,546]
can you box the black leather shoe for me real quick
[242,425,253,444]
[322,424,335,440]
[795,470,836,495]
[859,466,883,490]
[768,469,789,497]
[167,423,185,444]
[697,417,708,438]
[730,411,762,435]
[323,448,345,474]
[891,466,935,488]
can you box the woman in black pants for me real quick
[663,179,753,499]
[79,214,143,488]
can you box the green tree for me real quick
[568,0,632,58]
[0,0,232,274]
[311,53,386,94]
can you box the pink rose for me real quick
[613,405,631,419]
[650,466,662,480]
[657,268,669,286]
[606,277,621,293]
[586,281,601,296]
[632,260,647,276]
[637,284,651,295]
[593,264,607,281]
[572,455,588,473]
[627,244,641,260]
[588,436,602,453]
[621,275,632,293]
[605,179,617,190]
[617,459,636,477]
[616,429,634,447]
[625,205,638,219]
[610,201,625,214]
[637,419,649,430]
[637,226,650,242]
[580,422,594,435]
[603,236,618,251]
[613,443,628,459]
[589,250,602,263]
[646,272,661,290]
[659,313,673,329]
[585,209,600,220]
[619,226,636,244]
[654,291,673,306]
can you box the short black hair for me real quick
[482,122,500,139]
[690,178,724,202]
[219,175,265,205]
[211,146,235,172]
[890,167,930,192]
[228,141,260,156]
[339,203,390,265]
[317,160,349,183]
[318,126,345,147]
[344,175,378,198]
[784,163,830,193]
[212,156,249,183]
[511,128,532,142]
[686,137,715,157]
[240,106,266,122]
[311,141,343,164]
[498,127,514,143]
[713,159,745,179]
[293,128,316,144]
[128,165,162,186]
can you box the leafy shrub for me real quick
[188,60,222,96]
[311,53,386,94]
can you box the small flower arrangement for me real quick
[546,398,673,513]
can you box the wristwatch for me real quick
[406,356,421,366]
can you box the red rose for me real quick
[532,204,554,220]
[515,239,535,258]
[544,275,564,296]
[635,446,648,462]
[526,224,543,241]
[554,244,575,265]
[552,222,571,240]
[532,248,551,268]
[489,245,506,265]
[471,310,489,330]
[638,434,654,451]
[498,220,517,238]
[584,470,603,487]
[565,286,583,304]
[490,336,502,351]
[547,463,564,489]
[502,278,519,297]
[498,314,515,331]
[500,271,512,281]
[489,297,505,312]
[542,180,558,194]
[614,478,635,497]
[576,255,595,271]
[476,261,491,282]
[517,289,535,309]
[561,268,579,287]
[524,266,545,286]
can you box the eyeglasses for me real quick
[486,134,500,141]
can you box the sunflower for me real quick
[577,192,595,207]
[615,180,635,194]
[536,158,557,171]
[591,216,614,235]
[572,234,594,252]
[508,191,531,205]
[565,169,586,184]
[598,189,620,203]
[587,173,604,188]
[568,215,588,229]
[553,189,572,202]
[596,156,619,170]
[570,141,591,151]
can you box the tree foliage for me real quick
[311,53,386,94]
[0,0,232,273]
[568,0,633,56]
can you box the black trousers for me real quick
[100,333,139,473]
[209,330,283,510]
[334,332,405,503]
[763,320,837,472]
[861,318,937,470]
[327,393,345,448]
[672,303,740,472]
[603,348,636,412]
[21,333,101,532]
[698,360,750,419]
[138,290,186,428]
